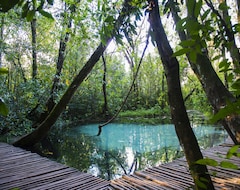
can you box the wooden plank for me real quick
[110,142,240,190]
[135,171,185,189]
[0,141,239,190]
[0,143,110,190]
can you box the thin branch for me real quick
[97,27,151,136]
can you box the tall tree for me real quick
[168,0,240,144]
[101,54,109,118]
[31,2,74,125]
[30,1,37,79]
[0,15,4,67]
[13,0,140,149]
[148,0,214,189]
[31,17,37,79]
[205,0,240,71]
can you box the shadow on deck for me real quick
[0,141,239,189]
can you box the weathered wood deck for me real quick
[110,142,240,190]
[0,143,110,190]
[0,141,239,189]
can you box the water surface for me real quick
[50,123,227,180]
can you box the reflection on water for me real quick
[49,123,227,180]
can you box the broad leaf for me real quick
[226,145,240,159]
[218,2,229,11]
[201,9,210,21]
[194,0,202,18]
[219,161,239,169]
[211,100,240,123]
[39,10,54,20]
[0,67,8,74]
[47,0,54,5]
[0,0,19,12]
[0,99,9,117]
[172,48,191,57]
[179,39,195,47]
[26,10,35,21]
[195,158,218,167]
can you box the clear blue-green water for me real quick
[50,123,227,180]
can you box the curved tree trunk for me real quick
[170,1,240,144]
[148,1,215,189]
[13,0,136,149]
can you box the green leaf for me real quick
[186,20,201,35]
[0,99,9,117]
[233,23,240,33]
[201,9,210,21]
[218,2,228,11]
[176,18,187,31]
[26,10,35,21]
[0,67,8,74]
[219,161,239,169]
[47,0,54,5]
[39,10,54,20]
[179,39,195,47]
[231,79,240,90]
[189,51,197,63]
[195,158,218,167]
[219,59,230,71]
[172,48,191,57]
[211,100,240,123]
[0,0,19,12]
[226,145,240,159]
[195,178,207,189]
[105,16,114,23]
[194,0,202,18]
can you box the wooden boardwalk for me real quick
[0,142,239,189]
[110,143,240,190]
[0,143,110,190]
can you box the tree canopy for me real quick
[0,0,240,189]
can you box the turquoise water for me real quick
[51,123,227,180]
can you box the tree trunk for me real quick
[0,16,4,67]
[31,18,37,79]
[28,3,79,126]
[13,43,110,149]
[237,0,240,21]
[35,7,73,125]
[101,54,109,119]
[148,1,215,189]
[170,1,240,144]
[205,0,240,70]
[13,0,136,149]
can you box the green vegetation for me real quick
[0,0,240,189]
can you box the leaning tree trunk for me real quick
[13,0,136,149]
[169,0,240,144]
[101,54,109,119]
[148,1,215,189]
[36,5,73,125]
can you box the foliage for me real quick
[196,145,240,170]
[0,67,9,117]
[0,0,237,142]
[0,0,54,21]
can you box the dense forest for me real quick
[0,0,240,189]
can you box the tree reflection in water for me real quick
[48,124,227,180]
